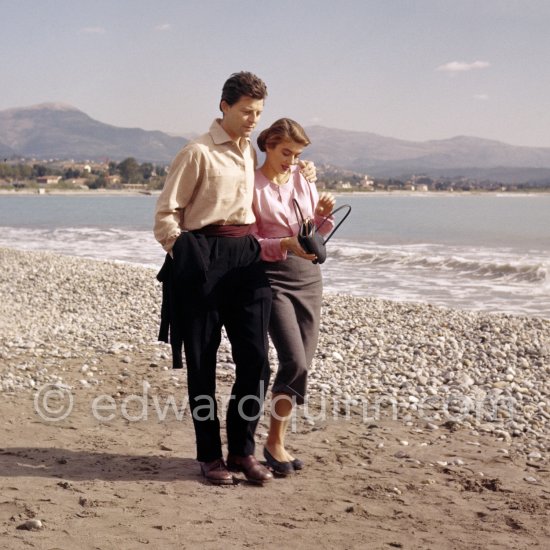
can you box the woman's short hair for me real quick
[220,71,268,109]
[257,118,311,152]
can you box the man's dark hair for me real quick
[220,71,268,110]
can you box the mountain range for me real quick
[2,103,550,183]
[0,103,188,164]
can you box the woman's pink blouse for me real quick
[251,167,333,262]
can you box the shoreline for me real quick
[0,239,547,321]
[1,247,549,548]
[0,188,159,197]
[2,188,550,197]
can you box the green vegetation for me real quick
[3,158,550,193]
[0,158,167,190]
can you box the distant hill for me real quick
[0,103,187,163]
[0,141,15,157]
[303,126,550,183]
[2,104,550,183]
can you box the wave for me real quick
[2,226,549,318]
[2,227,547,286]
[1,227,547,286]
[328,240,548,285]
[0,226,165,268]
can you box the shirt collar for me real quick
[209,119,250,150]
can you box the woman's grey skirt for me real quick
[262,254,322,405]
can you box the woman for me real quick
[252,118,335,475]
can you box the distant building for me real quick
[36,175,62,185]
[335,181,352,190]
[361,175,374,189]
[106,175,121,185]
[407,175,434,191]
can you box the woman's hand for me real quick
[315,192,336,217]
[298,160,317,183]
[280,236,317,261]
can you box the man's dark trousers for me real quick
[174,233,272,463]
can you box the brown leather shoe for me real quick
[227,454,273,484]
[199,458,234,485]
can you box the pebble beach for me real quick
[1,247,549,549]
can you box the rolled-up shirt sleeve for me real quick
[154,146,202,253]
[251,222,288,262]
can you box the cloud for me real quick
[436,60,490,73]
[474,94,489,101]
[80,26,106,34]
[154,23,172,31]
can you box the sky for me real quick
[1,0,550,147]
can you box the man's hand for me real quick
[315,192,335,217]
[298,160,317,183]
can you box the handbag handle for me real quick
[316,204,352,245]
[292,198,352,245]
[292,197,307,225]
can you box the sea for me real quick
[0,193,549,319]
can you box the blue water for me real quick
[1,193,549,318]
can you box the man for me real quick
[154,72,315,485]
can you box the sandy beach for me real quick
[1,247,549,549]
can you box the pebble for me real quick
[1,248,549,459]
[17,519,43,531]
[394,450,410,459]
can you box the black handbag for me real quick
[292,199,352,264]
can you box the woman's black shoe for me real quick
[263,447,294,476]
[291,457,304,471]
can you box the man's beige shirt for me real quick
[154,119,256,252]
